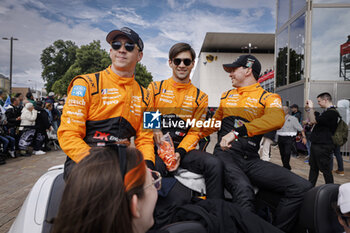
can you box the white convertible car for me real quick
[8,164,344,233]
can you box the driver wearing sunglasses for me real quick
[337,183,350,232]
[146,43,224,200]
[58,27,155,180]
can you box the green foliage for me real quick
[40,40,78,92]
[41,40,153,95]
[51,40,111,95]
[135,63,153,88]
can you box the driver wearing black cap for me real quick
[201,54,312,233]
[58,27,154,179]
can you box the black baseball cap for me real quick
[290,104,299,109]
[106,27,144,51]
[223,54,261,79]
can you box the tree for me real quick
[52,40,110,95]
[135,63,153,88]
[42,40,153,96]
[41,40,78,92]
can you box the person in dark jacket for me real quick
[305,92,339,186]
[26,92,36,107]
[33,101,50,155]
[5,97,22,149]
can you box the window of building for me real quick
[289,14,305,84]
[313,0,350,3]
[276,28,289,87]
[311,7,350,81]
[277,0,290,29]
[291,0,306,17]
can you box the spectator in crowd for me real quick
[45,92,55,104]
[302,115,314,163]
[0,107,16,158]
[290,104,302,123]
[305,93,338,186]
[0,90,4,106]
[15,93,24,107]
[276,106,307,170]
[56,99,64,114]
[44,102,60,132]
[335,183,350,233]
[33,101,50,155]
[0,120,16,158]
[51,146,159,233]
[5,97,22,147]
[45,103,53,125]
[332,99,350,176]
[258,130,276,161]
[290,104,302,157]
[19,103,37,155]
[26,92,36,107]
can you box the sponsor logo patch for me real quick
[71,85,86,97]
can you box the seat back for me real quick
[42,173,65,233]
[298,184,344,233]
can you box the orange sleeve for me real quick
[134,88,155,163]
[245,93,285,136]
[57,78,91,163]
[178,93,208,152]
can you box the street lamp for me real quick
[2,36,18,96]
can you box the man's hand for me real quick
[168,152,180,172]
[153,129,163,145]
[16,116,21,121]
[302,137,307,145]
[220,131,237,150]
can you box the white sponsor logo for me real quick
[101,95,121,100]
[159,98,172,103]
[270,99,282,108]
[132,96,141,101]
[68,99,86,106]
[67,110,84,117]
[67,117,85,124]
[102,88,119,95]
[103,100,119,105]
[247,97,258,103]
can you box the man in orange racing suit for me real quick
[147,43,224,199]
[58,27,154,179]
[201,55,312,232]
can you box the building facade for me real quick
[0,74,10,94]
[192,33,275,107]
[275,0,350,106]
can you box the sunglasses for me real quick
[173,58,192,66]
[111,41,137,52]
[144,170,162,191]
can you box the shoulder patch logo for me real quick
[71,85,86,97]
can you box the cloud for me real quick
[0,0,276,90]
[310,7,350,80]
[110,7,150,27]
[167,0,197,10]
[0,0,107,89]
[202,0,275,10]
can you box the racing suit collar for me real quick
[106,66,135,86]
[169,77,192,90]
[236,82,260,94]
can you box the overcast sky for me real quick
[0,0,276,90]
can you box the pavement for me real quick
[0,134,349,233]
